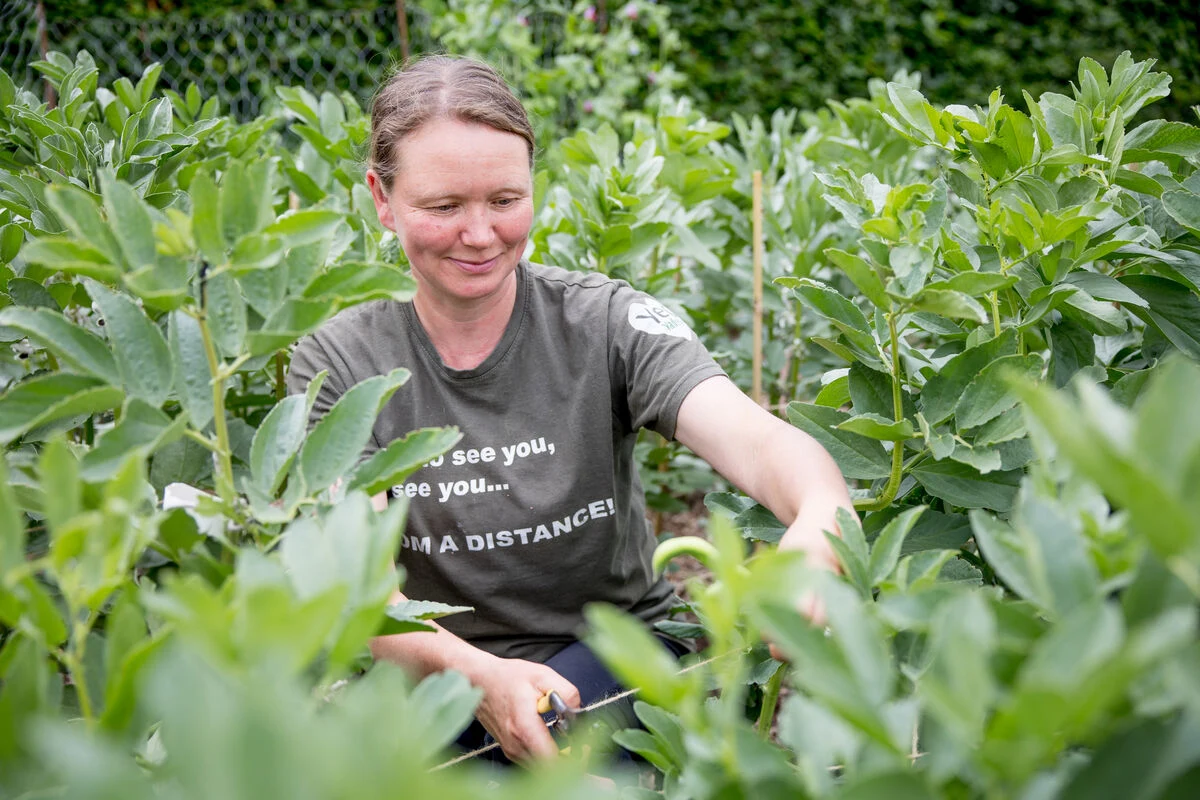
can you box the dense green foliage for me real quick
[30,1,1200,126]
[667,0,1200,122]
[2,11,1200,800]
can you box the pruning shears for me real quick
[537,690,577,733]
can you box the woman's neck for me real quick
[412,274,518,370]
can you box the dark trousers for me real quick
[454,636,689,765]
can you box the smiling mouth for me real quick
[449,256,501,274]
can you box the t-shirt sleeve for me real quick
[286,330,352,433]
[608,284,726,439]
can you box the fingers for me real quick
[539,671,580,710]
[766,587,828,663]
[474,659,578,763]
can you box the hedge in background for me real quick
[667,0,1199,121]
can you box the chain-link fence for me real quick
[1,0,445,118]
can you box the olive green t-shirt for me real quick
[287,262,725,662]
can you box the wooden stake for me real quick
[36,0,55,109]
[752,170,764,406]
[395,0,410,62]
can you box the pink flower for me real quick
[516,14,528,26]
[583,100,595,113]
[621,2,638,20]
[583,5,597,22]
[647,70,658,85]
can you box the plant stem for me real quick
[989,292,1002,338]
[854,313,906,512]
[757,661,787,739]
[198,314,236,507]
[275,350,286,401]
[71,623,94,721]
[183,428,219,453]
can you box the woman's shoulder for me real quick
[523,261,636,304]
[303,299,409,347]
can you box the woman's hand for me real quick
[462,652,580,762]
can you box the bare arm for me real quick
[368,496,579,761]
[673,375,855,572]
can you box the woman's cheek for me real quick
[501,207,535,244]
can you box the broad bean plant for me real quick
[1,39,1199,800]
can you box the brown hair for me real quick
[368,55,535,191]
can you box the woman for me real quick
[287,55,853,763]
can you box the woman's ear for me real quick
[365,169,397,233]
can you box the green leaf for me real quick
[80,399,185,482]
[911,460,1021,511]
[248,373,326,497]
[611,729,674,772]
[1063,272,1148,308]
[824,248,889,309]
[0,307,119,384]
[1161,191,1200,236]
[0,634,62,762]
[42,184,124,268]
[15,577,68,646]
[917,592,995,749]
[584,603,697,713]
[968,140,1010,180]
[220,159,274,243]
[926,272,1018,297]
[37,437,80,537]
[867,506,925,585]
[264,209,344,246]
[17,238,120,282]
[347,427,462,497]
[228,233,284,272]
[1059,713,1200,800]
[910,288,988,323]
[0,373,123,445]
[730,503,787,544]
[836,413,915,441]
[890,244,934,297]
[784,278,878,356]
[0,459,24,577]
[786,403,891,480]
[900,509,972,555]
[633,700,687,767]
[1122,120,1200,162]
[920,329,1018,424]
[301,263,417,305]
[1049,318,1096,388]
[98,169,156,272]
[245,298,334,356]
[1016,375,1195,561]
[753,592,898,749]
[168,311,213,430]
[376,599,474,635]
[86,280,173,406]
[1119,275,1200,360]
[203,271,246,359]
[954,353,1044,430]
[189,171,224,265]
[402,670,484,762]
[814,374,851,408]
[6,278,59,311]
[1130,357,1200,525]
[887,83,937,142]
[296,368,410,493]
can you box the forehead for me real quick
[392,118,531,197]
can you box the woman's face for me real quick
[367,118,533,310]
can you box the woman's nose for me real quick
[459,208,496,248]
